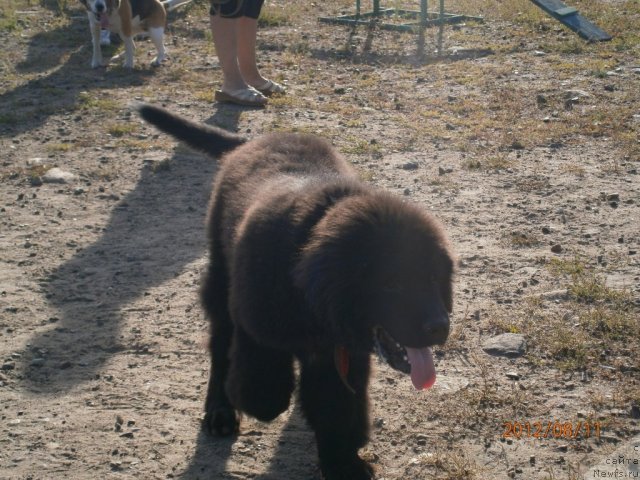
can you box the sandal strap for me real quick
[224,87,265,101]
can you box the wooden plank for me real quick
[529,0,611,41]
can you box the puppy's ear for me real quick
[293,240,335,317]
[292,221,365,339]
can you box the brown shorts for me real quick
[210,0,265,19]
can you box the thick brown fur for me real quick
[138,104,455,480]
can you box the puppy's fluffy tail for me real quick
[137,103,246,158]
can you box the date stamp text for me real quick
[502,421,602,439]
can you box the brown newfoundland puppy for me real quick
[138,104,454,480]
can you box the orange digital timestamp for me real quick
[502,421,602,439]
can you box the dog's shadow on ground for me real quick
[181,406,321,480]
[22,106,243,392]
[0,4,193,138]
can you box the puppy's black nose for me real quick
[96,3,105,11]
[423,319,449,345]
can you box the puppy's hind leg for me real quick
[202,261,239,437]
[148,27,166,66]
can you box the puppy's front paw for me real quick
[203,406,239,437]
[321,456,374,480]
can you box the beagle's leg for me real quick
[121,35,136,69]
[148,27,166,66]
[119,1,135,68]
[89,15,104,68]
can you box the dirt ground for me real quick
[1,0,639,479]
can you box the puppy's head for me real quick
[294,192,454,389]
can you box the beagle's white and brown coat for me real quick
[80,0,168,68]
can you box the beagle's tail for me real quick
[137,103,246,158]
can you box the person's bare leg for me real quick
[210,14,249,93]
[236,16,267,88]
[236,16,285,95]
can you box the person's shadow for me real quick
[22,105,242,392]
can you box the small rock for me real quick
[1,362,16,371]
[551,244,563,253]
[30,176,43,187]
[30,358,45,367]
[42,168,76,184]
[505,371,520,380]
[542,226,551,234]
[482,333,526,358]
[27,158,45,167]
[565,89,590,99]
[400,161,419,171]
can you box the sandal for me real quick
[254,79,286,96]
[214,87,267,107]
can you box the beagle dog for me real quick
[79,0,188,68]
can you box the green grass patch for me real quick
[107,122,137,137]
[76,91,120,112]
[497,257,640,371]
[259,5,291,27]
[46,142,74,153]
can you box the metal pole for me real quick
[437,0,444,55]
[373,0,380,16]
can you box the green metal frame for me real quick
[319,0,483,33]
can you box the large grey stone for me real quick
[42,168,76,184]
[482,333,526,357]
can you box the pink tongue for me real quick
[100,14,109,28]
[406,347,436,390]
